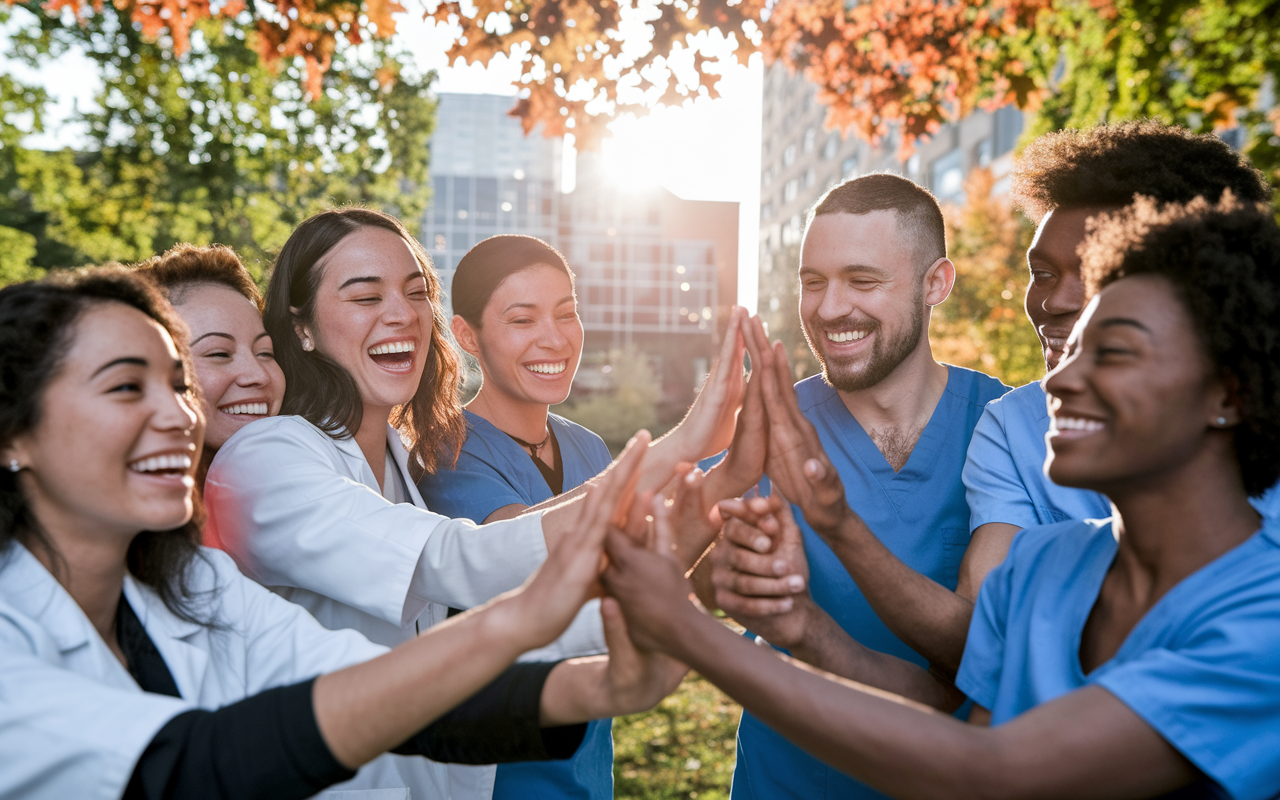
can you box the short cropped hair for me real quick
[1080,193,1280,495]
[135,243,263,311]
[451,235,574,328]
[1012,121,1270,221]
[808,173,947,266]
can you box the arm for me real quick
[709,497,964,710]
[602,503,1198,800]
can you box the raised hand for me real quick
[711,495,818,651]
[657,464,722,569]
[745,317,850,532]
[517,431,650,650]
[704,313,769,502]
[591,596,688,715]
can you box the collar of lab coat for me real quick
[328,422,427,508]
[2,542,210,696]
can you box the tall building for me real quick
[756,64,1025,367]
[421,93,738,411]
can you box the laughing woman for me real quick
[204,208,734,800]
[134,244,285,494]
[418,235,615,800]
[604,194,1280,800]
[0,268,681,800]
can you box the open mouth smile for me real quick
[1049,415,1106,440]
[525,361,568,376]
[826,331,869,343]
[368,340,416,372]
[219,402,269,416]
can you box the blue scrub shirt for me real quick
[418,409,614,800]
[964,382,1280,529]
[958,519,1280,800]
[731,367,1007,800]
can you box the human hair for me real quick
[263,207,466,478]
[451,235,575,328]
[808,173,947,266]
[135,243,263,312]
[0,267,209,623]
[1080,193,1280,495]
[1011,121,1271,222]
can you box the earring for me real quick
[7,459,19,473]
[302,338,314,352]
[1216,416,1227,426]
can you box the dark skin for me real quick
[604,273,1263,798]
[710,206,1112,676]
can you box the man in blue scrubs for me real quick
[713,123,1278,682]
[722,173,1007,800]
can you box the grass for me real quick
[613,673,742,799]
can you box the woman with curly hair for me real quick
[134,244,285,488]
[605,192,1280,799]
[0,267,683,800]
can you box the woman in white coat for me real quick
[203,208,742,799]
[0,268,683,800]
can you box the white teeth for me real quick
[128,454,193,473]
[525,361,567,375]
[367,341,416,356]
[825,331,868,343]
[1052,416,1105,433]
[220,403,268,416]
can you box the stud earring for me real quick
[302,338,314,352]
[1216,416,1227,426]
[7,459,19,473]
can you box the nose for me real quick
[154,379,201,437]
[381,291,418,328]
[1042,271,1086,318]
[815,284,853,323]
[1042,341,1086,401]
[235,352,272,388]
[538,317,571,351]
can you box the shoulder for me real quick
[943,365,1011,410]
[1005,518,1113,574]
[793,374,837,412]
[217,414,339,457]
[455,410,513,463]
[549,413,610,454]
[984,381,1048,419]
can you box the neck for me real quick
[25,505,131,645]
[466,386,550,444]
[1107,444,1260,597]
[835,342,949,432]
[355,405,393,491]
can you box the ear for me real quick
[289,306,313,351]
[922,257,956,308]
[0,438,30,474]
[451,314,481,359]
[1208,373,1243,430]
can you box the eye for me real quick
[1030,269,1056,284]
[174,382,193,395]
[258,350,276,361]
[109,382,142,394]
[203,350,231,359]
[353,295,380,305]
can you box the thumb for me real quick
[601,596,640,663]
[804,456,844,506]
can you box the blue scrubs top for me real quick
[957,519,1280,800]
[418,409,614,800]
[732,367,1007,800]
[964,382,1280,529]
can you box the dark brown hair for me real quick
[135,243,263,311]
[263,208,466,479]
[808,173,947,267]
[451,235,575,327]
[0,267,210,623]
[1081,193,1280,495]
[1011,121,1270,222]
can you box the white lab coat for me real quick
[204,415,607,800]
[0,542,393,800]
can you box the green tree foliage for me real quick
[931,168,1044,388]
[558,348,663,453]
[0,1,435,276]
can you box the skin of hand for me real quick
[703,314,770,502]
[710,495,814,649]
[314,431,651,768]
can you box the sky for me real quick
[6,8,763,311]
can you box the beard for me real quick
[805,287,926,393]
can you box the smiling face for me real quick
[798,210,939,392]
[459,264,583,407]
[175,283,284,451]
[299,226,433,419]
[1043,274,1228,494]
[8,302,203,540]
[1025,207,1111,371]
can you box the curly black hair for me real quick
[0,268,212,624]
[1080,193,1280,496]
[1012,121,1271,221]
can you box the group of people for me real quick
[0,118,1277,800]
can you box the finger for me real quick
[726,537,798,576]
[714,569,806,597]
[722,517,774,553]
[603,430,652,530]
[651,492,676,557]
[804,456,846,508]
[600,596,641,659]
[716,497,767,526]
[716,591,795,618]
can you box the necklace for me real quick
[508,427,552,459]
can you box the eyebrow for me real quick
[192,331,234,345]
[92,356,147,377]
[502,296,576,314]
[799,263,891,278]
[254,332,271,344]
[1098,317,1151,333]
[339,271,426,291]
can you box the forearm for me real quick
[819,514,973,674]
[314,597,531,768]
[786,607,965,711]
[538,654,657,724]
[665,611,1003,800]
